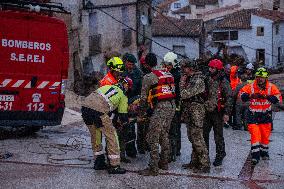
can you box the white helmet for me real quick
[246,63,254,70]
[163,52,178,67]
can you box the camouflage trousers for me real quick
[203,110,226,159]
[183,102,210,168]
[234,102,248,130]
[146,101,175,171]
[137,119,150,153]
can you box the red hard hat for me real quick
[208,59,224,70]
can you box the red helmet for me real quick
[122,76,133,89]
[208,59,223,70]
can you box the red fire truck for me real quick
[0,1,70,135]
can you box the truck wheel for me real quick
[0,126,42,140]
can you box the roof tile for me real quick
[152,16,203,37]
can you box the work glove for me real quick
[267,95,279,104]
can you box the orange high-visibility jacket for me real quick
[239,80,282,113]
[100,71,118,87]
[230,65,241,91]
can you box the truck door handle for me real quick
[31,76,38,88]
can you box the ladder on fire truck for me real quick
[0,0,70,14]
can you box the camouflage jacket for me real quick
[205,75,233,115]
[179,72,206,125]
[179,71,206,102]
[140,71,159,111]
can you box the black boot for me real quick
[94,155,108,170]
[260,151,270,160]
[108,165,126,174]
[213,153,226,167]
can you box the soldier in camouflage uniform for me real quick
[203,59,233,167]
[232,67,249,130]
[179,59,210,173]
[138,53,176,176]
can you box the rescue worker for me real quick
[81,77,133,174]
[138,53,176,176]
[203,59,233,167]
[100,57,125,87]
[179,59,210,173]
[122,53,143,157]
[99,57,127,163]
[239,67,282,165]
[230,63,241,91]
[245,62,255,83]
[163,52,182,160]
[233,67,249,130]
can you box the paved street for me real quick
[0,107,284,189]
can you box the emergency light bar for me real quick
[0,0,70,14]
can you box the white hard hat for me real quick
[246,63,254,70]
[163,52,178,67]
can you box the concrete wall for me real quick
[152,36,200,65]
[190,4,219,19]
[229,15,273,67]
[273,21,284,67]
[58,0,141,76]
[218,0,272,8]
[207,15,274,67]
[241,0,273,9]
[218,0,239,7]
[280,0,284,12]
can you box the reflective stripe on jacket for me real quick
[240,81,282,113]
[100,71,118,87]
[150,70,176,102]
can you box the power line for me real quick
[230,40,278,58]
[141,0,214,56]
[93,7,188,58]
[145,1,280,58]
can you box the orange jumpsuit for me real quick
[239,80,282,160]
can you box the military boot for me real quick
[138,167,159,176]
[158,160,169,170]
[182,161,199,169]
[193,166,210,174]
[94,155,108,170]
[108,165,126,174]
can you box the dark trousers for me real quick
[169,111,181,157]
[137,118,150,153]
[125,122,137,157]
[203,110,226,159]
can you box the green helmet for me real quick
[255,67,269,78]
[106,57,125,72]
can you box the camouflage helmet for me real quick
[180,58,199,70]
